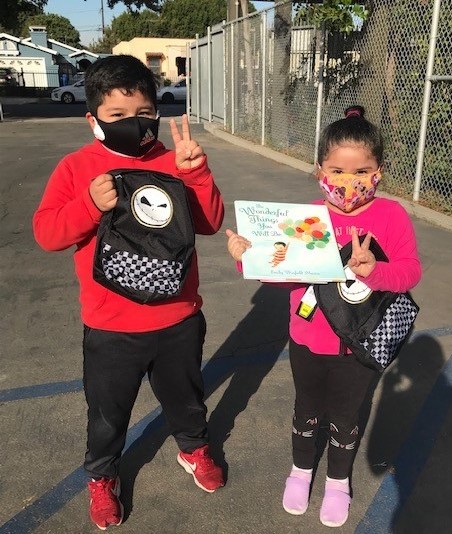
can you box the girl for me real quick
[226,106,422,528]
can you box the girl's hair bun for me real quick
[344,105,365,119]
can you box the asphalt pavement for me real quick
[0,96,186,120]
[1,102,452,534]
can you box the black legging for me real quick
[289,339,376,479]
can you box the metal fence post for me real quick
[223,20,227,129]
[186,41,191,118]
[261,10,267,145]
[231,22,235,134]
[314,24,326,164]
[414,0,441,202]
[207,26,213,123]
[195,33,200,123]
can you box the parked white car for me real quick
[51,79,86,104]
[156,79,187,104]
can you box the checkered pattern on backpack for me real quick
[360,293,419,369]
[102,249,183,296]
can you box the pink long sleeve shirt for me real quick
[288,198,422,354]
[238,197,422,355]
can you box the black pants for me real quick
[289,340,376,479]
[83,311,208,479]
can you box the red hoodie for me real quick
[33,139,224,332]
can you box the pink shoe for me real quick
[282,469,312,515]
[320,479,351,527]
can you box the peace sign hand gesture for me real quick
[170,114,205,169]
[347,227,377,278]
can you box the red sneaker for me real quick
[88,477,124,530]
[177,444,224,493]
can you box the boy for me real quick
[33,54,225,530]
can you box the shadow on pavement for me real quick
[118,283,290,522]
[361,333,451,532]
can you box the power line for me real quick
[84,0,105,34]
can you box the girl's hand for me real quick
[226,229,252,261]
[170,114,204,169]
[347,227,376,278]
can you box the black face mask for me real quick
[94,115,160,157]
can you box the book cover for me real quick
[234,200,346,283]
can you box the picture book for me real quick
[234,200,346,283]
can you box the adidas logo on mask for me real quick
[140,129,155,147]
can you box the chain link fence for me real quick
[220,0,452,214]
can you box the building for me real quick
[0,26,108,88]
[113,37,194,83]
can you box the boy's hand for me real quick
[170,114,204,169]
[347,227,376,278]
[89,174,118,212]
[226,229,252,261]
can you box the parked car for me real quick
[156,79,187,104]
[72,72,85,83]
[51,79,86,104]
[0,67,19,86]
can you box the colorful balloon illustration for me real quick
[281,216,331,249]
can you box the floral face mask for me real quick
[317,167,382,213]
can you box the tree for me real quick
[294,1,367,33]
[19,13,81,46]
[89,0,252,52]
[159,0,227,38]
[89,28,117,54]
[289,2,369,104]
[267,1,368,156]
[105,0,161,11]
[88,9,162,53]
[111,9,162,39]
[1,0,47,35]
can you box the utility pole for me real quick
[227,0,240,21]
[84,0,105,35]
[100,0,105,35]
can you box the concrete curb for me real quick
[203,121,452,233]
[203,120,315,175]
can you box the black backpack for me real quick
[314,235,419,372]
[93,169,195,304]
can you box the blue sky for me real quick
[44,0,274,47]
